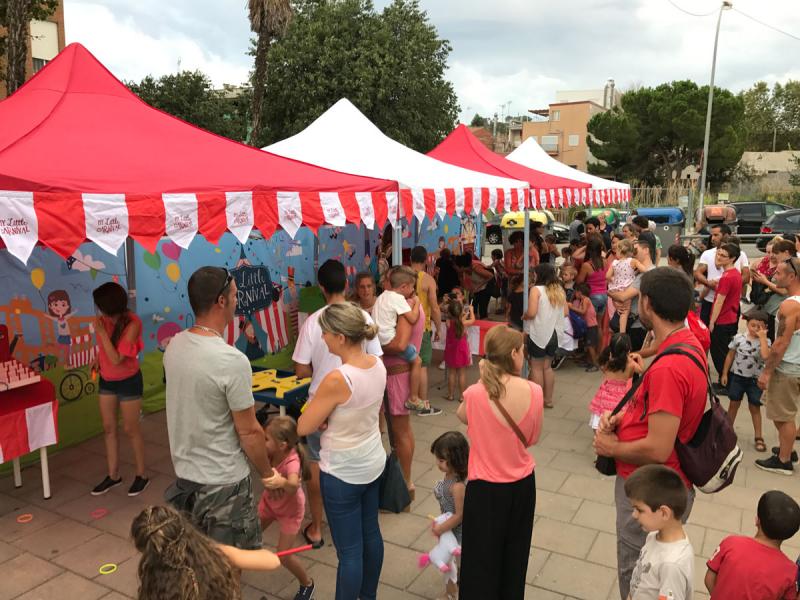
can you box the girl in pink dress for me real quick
[259,416,315,599]
[445,300,475,401]
[588,333,641,429]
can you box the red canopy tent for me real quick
[428,125,598,209]
[0,43,398,265]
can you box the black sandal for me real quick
[755,437,767,453]
[302,523,324,548]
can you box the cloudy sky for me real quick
[64,0,800,122]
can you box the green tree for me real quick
[470,113,487,127]
[247,0,292,145]
[127,71,249,142]
[0,0,59,93]
[255,0,459,151]
[790,154,800,188]
[587,80,745,185]
[741,81,800,151]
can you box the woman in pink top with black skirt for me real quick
[456,325,544,599]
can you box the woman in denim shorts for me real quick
[90,282,149,497]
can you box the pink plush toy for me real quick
[417,512,461,584]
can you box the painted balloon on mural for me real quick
[143,251,161,271]
[162,242,182,261]
[30,268,45,290]
[166,263,181,283]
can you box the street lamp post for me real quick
[697,1,732,225]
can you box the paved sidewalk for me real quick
[2,357,799,599]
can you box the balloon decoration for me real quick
[166,262,181,283]
[162,242,182,261]
[30,268,45,290]
[143,251,161,271]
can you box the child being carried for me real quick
[374,266,425,411]
[606,238,646,333]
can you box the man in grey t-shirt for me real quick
[164,266,272,549]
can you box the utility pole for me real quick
[697,1,732,222]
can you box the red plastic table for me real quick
[0,379,58,499]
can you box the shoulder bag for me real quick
[378,391,412,513]
[595,343,742,493]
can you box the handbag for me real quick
[668,347,742,494]
[378,392,411,513]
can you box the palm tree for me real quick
[247,0,292,146]
[5,0,31,95]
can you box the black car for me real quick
[734,201,791,234]
[757,209,800,251]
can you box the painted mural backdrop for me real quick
[0,243,128,456]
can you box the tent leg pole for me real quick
[392,221,402,266]
[522,208,530,379]
[124,238,137,312]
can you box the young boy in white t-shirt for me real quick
[373,266,423,410]
[625,464,695,600]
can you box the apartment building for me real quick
[0,0,65,99]
[521,79,620,172]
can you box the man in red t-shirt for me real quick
[709,243,743,391]
[593,268,707,600]
[705,490,800,599]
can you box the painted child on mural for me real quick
[44,289,76,365]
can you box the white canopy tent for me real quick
[265,99,531,232]
[507,137,631,202]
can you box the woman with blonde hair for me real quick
[456,325,543,600]
[523,263,566,408]
[297,302,387,600]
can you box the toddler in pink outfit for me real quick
[587,333,641,429]
[259,416,315,598]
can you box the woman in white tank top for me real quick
[523,264,566,409]
[297,302,387,600]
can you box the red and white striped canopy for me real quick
[0,44,400,264]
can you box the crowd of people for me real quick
[84,211,800,600]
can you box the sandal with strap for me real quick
[755,437,767,452]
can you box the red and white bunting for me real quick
[454,189,466,216]
[319,192,346,227]
[0,191,37,264]
[277,191,302,239]
[83,194,128,255]
[0,186,551,265]
[354,192,376,229]
[226,191,254,242]
[386,191,399,228]
[434,189,447,220]
[411,189,425,224]
[163,193,198,249]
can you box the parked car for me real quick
[551,221,569,242]
[757,209,800,251]
[734,201,792,235]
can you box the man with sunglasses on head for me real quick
[163,266,273,550]
[756,257,800,476]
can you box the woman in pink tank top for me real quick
[456,325,543,600]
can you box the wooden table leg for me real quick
[40,448,51,499]
[12,458,22,488]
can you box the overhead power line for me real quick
[733,8,800,43]
[665,0,716,18]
